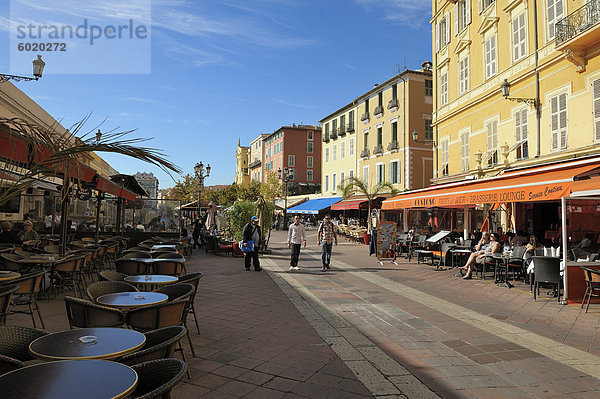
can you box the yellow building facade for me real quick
[234,139,250,187]
[431,0,600,183]
[321,67,434,195]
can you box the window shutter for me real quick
[397,161,401,183]
[551,96,559,150]
[515,110,521,142]
[594,80,600,141]
[435,22,439,52]
[466,0,471,24]
[445,12,450,44]
[388,162,392,183]
[559,93,567,149]
[478,0,482,14]
[454,5,458,36]
[521,109,528,140]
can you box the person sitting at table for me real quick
[524,234,542,266]
[458,231,500,279]
[0,221,23,245]
[18,220,39,243]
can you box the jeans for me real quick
[321,242,332,266]
[245,251,260,270]
[290,244,301,266]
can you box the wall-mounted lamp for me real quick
[0,55,46,83]
[500,79,537,108]
[411,129,435,145]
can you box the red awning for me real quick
[96,175,136,201]
[331,199,369,210]
[383,158,600,210]
[0,131,30,164]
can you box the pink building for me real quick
[263,125,322,189]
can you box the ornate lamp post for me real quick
[277,167,293,229]
[194,161,211,219]
[0,55,45,82]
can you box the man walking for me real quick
[287,215,306,271]
[317,214,338,272]
[242,216,262,271]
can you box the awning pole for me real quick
[403,209,408,233]
[561,196,568,301]
[59,183,69,257]
[115,198,122,234]
[464,206,468,240]
[95,192,102,242]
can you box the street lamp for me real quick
[0,55,45,83]
[194,161,211,218]
[412,129,435,145]
[278,167,293,229]
[500,79,537,108]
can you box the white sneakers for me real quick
[289,266,300,271]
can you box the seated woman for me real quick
[458,232,501,279]
[18,220,39,244]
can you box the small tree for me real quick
[340,176,399,232]
[228,200,257,241]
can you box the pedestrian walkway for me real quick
[259,229,600,398]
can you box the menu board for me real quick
[377,221,397,260]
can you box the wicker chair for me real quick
[0,285,19,325]
[121,252,152,259]
[8,270,46,328]
[98,270,128,282]
[151,250,177,259]
[129,358,187,398]
[154,283,194,302]
[119,326,187,366]
[86,281,138,302]
[0,254,23,272]
[532,256,562,303]
[151,260,184,277]
[156,253,184,260]
[50,256,85,298]
[580,266,600,313]
[64,296,125,328]
[0,354,24,375]
[43,245,60,254]
[126,300,194,376]
[177,273,203,334]
[116,259,150,275]
[0,325,48,361]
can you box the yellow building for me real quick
[234,139,250,187]
[320,66,434,196]
[431,0,600,183]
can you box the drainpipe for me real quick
[434,0,439,178]
[398,74,407,191]
[533,0,541,157]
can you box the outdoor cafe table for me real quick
[0,271,20,282]
[125,274,178,290]
[450,247,472,268]
[97,291,168,308]
[0,359,137,399]
[29,327,145,361]
[124,257,185,274]
[492,253,513,288]
[151,244,177,250]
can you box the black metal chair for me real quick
[0,285,19,325]
[64,296,125,328]
[0,325,48,361]
[129,358,187,398]
[580,266,600,313]
[8,270,46,328]
[532,256,562,303]
[177,273,203,334]
[119,326,187,366]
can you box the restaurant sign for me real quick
[383,182,572,210]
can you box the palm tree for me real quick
[340,176,399,232]
[0,116,181,207]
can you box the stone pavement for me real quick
[7,228,600,398]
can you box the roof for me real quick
[110,174,149,197]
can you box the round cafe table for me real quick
[97,291,168,308]
[29,327,145,361]
[125,275,178,290]
[0,359,138,399]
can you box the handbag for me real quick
[241,240,254,253]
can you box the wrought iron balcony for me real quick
[248,160,261,169]
[346,123,355,133]
[374,105,384,116]
[387,140,399,151]
[331,129,338,139]
[387,98,398,109]
[373,144,383,155]
[338,125,346,136]
[360,112,370,122]
[323,133,330,142]
[360,148,370,158]
[556,0,600,47]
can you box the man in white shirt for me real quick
[287,215,306,271]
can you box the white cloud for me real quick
[354,0,430,27]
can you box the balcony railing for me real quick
[556,0,600,46]
[346,123,355,133]
[248,160,261,169]
[387,140,399,151]
[360,148,370,158]
[373,144,383,155]
[338,125,346,136]
[331,129,338,139]
[360,112,370,122]
[323,133,330,142]
[374,105,384,116]
[387,98,398,109]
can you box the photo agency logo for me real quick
[10,0,151,75]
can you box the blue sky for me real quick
[0,0,431,189]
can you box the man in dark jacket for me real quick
[0,221,23,245]
[242,216,262,271]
